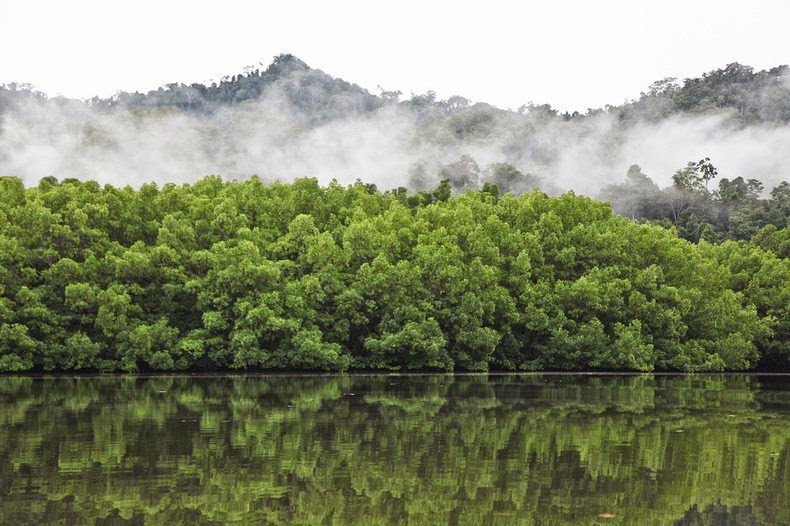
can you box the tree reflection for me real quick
[0,374,787,525]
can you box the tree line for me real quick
[600,159,789,245]
[409,155,789,248]
[4,56,788,124]
[0,175,787,372]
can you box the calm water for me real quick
[0,374,788,525]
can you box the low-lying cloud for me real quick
[1,77,789,194]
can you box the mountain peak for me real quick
[266,53,310,74]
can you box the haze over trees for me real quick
[600,160,789,244]
[0,175,787,373]
[1,55,789,192]
[0,56,787,373]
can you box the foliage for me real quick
[600,161,789,244]
[0,175,786,372]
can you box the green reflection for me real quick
[0,375,787,525]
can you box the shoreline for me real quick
[3,370,790,379]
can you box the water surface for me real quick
[0,374,788,525]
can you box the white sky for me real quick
[1,0,789,112]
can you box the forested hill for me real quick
[0,54,385,123]
[0,176,787,373]
[3,54,788,122]
[613,62,790,124]
[2,54,789,199]
[103,54,385,121]
[119,58,790,124]
[0,58,788,377]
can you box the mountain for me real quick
[0,54,385,124]
[1,54,788,204]
[101,54,385,122]
[3,54,788,124]
[106,57,790,125]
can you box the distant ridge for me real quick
[2,55,789,124]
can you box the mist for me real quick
[1,69,789,195]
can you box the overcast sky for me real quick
[2,0,789,112]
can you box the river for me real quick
[0,374,787,525]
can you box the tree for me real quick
[672,158,718,192]
[600,164,660,219]
[481,162,540,195]
[438,155,480,192]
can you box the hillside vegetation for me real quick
[6,55,788,121]
[3,55,789,193]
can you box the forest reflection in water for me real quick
[0,374,788,525]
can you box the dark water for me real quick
[0,375,788,525]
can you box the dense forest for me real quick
[0,175,787,373]
[1,56,788,372]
